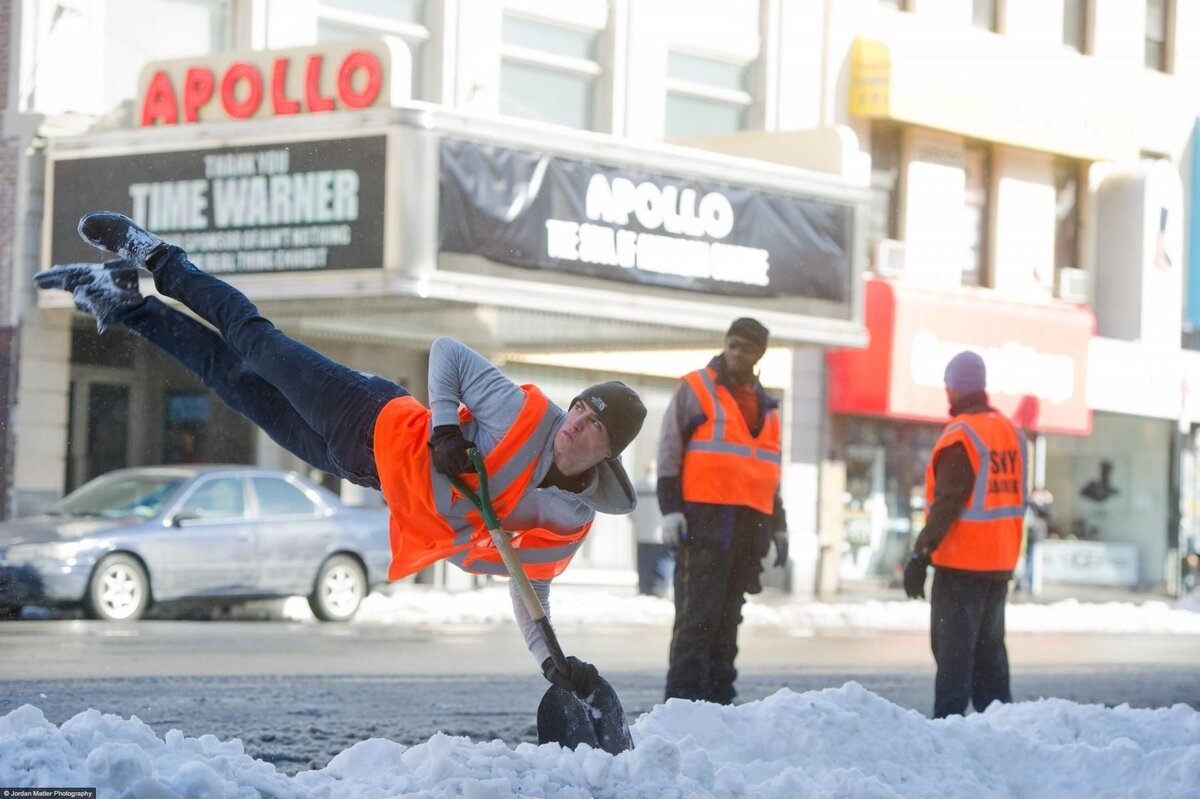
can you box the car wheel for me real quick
[309,554,366,622]
[86,554,151,621]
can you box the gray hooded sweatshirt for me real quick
[427,337,637,665]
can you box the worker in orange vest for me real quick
[36,212,647,699]
[658,317,788,704]
[904,350,1026,718]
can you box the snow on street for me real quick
[3,589,1198,797]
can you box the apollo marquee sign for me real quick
[137,38,411,126]
[437,138,855,301]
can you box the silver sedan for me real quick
[0,465,393,621]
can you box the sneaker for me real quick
[77,211,164,265]
[34,259,143,333]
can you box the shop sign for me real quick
[438,138,854,301]
[827,277,1093,434]
[48,136,386,274]
[137,38,411,126]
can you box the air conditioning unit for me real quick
[872,239,906,277]
[1056,267,1089,303]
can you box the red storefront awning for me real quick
[827,277,1094,435]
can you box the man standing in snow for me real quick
[658,318,788,704]
[35,211,647,699]
[904,350,1026,718]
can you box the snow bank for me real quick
[3,684,1197,798]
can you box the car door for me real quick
[249,474,341,594]
[145,474,256,598]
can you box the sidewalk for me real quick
[827,575,1179,606]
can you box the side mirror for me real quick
[171,509,204,527]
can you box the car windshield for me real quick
[50,474,188,519]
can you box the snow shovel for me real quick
[448,448,634,755]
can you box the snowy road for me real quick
[3,615,1198,774]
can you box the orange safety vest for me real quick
[680,367,782,515]
[372,386,591,581]
[924,410,1027,572]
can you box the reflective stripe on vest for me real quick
[680,367,781,514]
[431,404,562,547]
[925,412,1027,572]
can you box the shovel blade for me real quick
[536,676,634,755]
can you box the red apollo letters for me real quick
[142,51,383,126]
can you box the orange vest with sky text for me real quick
[924,410,1027,572]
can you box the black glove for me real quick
[772,530,789,568]
[429,424,476,476]
[541,656,601,699]
[904,553,930,599]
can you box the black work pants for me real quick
[120,246,407,488]
[930,568,1012,718]
[664,513,763,704]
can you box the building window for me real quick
[972,0,997,32]
[1062,0,1089,53]
[869,124,902,244]
[664,52,753,139]
[317,0,429,101]
[1145,0,1172,72]
[1054,158,1084,273]
[500,15,602,131]
[961,144,991,286]
[102,0,230,115]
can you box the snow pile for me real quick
[274,584,1200,635]
[3,684,1197,798]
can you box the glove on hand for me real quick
[661,512,688,549]
[904,553,930,599]
[429,424,476,476]
[772,530,789,568]
[542,656,602,699]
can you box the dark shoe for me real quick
[77,212,164,265]
[34,259,143,333]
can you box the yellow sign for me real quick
[849,39,891,118]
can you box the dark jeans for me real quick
[930,568,1012,718]
[120,245,408,489]
[664,509,764,704]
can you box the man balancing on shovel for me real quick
[35,211,647,751]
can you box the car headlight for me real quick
[3,541,98,563]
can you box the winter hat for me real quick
[572,381,647,458]
[727,317,769,353]
[944,350,987,394]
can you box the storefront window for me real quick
[837,417,942,582]
[500,15,602,131]
[664,52,753,139]
[317,0,429,101]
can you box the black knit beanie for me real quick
[571,381,647,458]
[727,317,769,353]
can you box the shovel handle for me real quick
[447,449,570,676]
